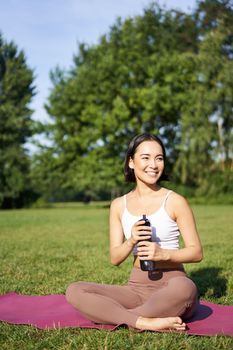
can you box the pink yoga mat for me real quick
[0,292,232,336]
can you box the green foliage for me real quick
[0,33,36,208]
[0,2,232,205]
[196,169,233,197]
[31,0,233,202]
[0,1,230,204]
[36,4,196,200]
[0,204,233,349]
[175,8,233,187]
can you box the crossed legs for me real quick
[66,271,198,331]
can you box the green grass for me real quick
[0,204,233,349]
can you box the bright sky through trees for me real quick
[0,0,197,124]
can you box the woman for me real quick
[66,133,203,331]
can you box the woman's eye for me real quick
[156,157,164,161]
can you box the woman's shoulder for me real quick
[110,195,125,213]
[168,189,186,200]
[167,189,191,210]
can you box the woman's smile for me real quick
[145,170,159,177]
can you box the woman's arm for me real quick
[109,198,135,266]
[137,193,203,264]
[170,193,203,263]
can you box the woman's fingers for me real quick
[137,242,151,257]
[137,241,157,259]
[131,221,152,243]
[137,241,151,247]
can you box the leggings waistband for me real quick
[128,266,186,285]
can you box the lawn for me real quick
[0,203,232,349]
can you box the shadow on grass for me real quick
[189,267,227,298]
[187,303,213,322]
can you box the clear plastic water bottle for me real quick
[139,214,155,271]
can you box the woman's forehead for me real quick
[135,140,163,154]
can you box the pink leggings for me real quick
[66,267,198,328]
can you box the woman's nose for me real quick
[149,159,157,168]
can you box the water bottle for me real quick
[139,214,155,271]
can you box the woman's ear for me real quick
[129,157,134,169]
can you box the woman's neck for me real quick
[132,183,162,198]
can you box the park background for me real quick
[0,0,233,208]
[0,1,233,349]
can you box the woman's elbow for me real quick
[110,258,121,266]
[110,254,121,266]
[194,248,204,262]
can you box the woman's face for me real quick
[129,140,165,185]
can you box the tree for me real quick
[36,0,233,200]
[174,1,233,192]
[37,3,199,200]
[0,33,35,208]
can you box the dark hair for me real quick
[124,133,168,183]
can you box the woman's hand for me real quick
[131,219,152,244]
[137,241,163,261]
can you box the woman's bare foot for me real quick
[135,316,186,332]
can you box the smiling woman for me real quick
[66,133,203,332]
[124,134,168,183]
[129,142,165,187]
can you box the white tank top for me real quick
[121,190,180,254]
